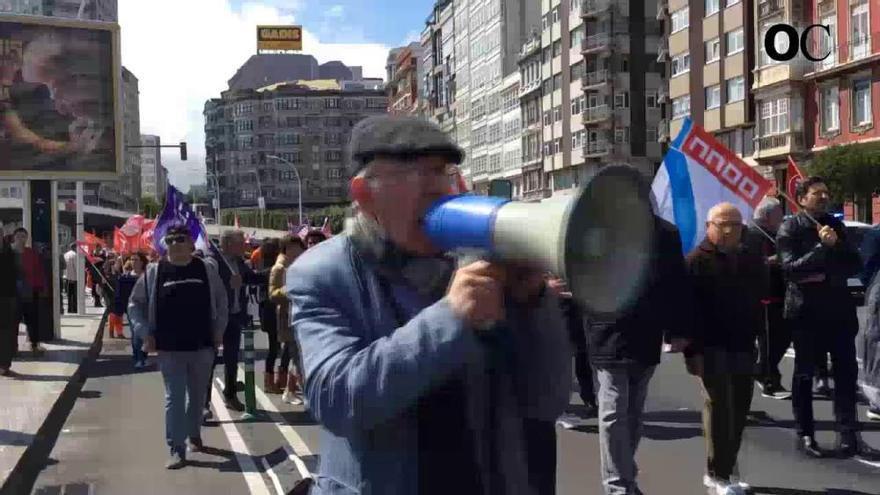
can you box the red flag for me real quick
[75,241,98,264]
[786,156,806,212]
[321,217,332,238]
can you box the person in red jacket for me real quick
[11,228,47,355]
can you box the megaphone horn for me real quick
[423,165,655,316]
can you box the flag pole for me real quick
[748,219,777,245]
[777,191,822,227]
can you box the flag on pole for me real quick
[153,184,210,256]
[651,118,774,254]
[321,217,332,238]
[786,155,806,212]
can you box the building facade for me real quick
[387,42,425,115]
[0,0,117,20]
[660,0,757,166]
[204,82,387,211]
[140,134,166,201]
[519,32,550,201]
[119,66,141,211]
[421,0,457,139]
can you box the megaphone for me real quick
[423,165,655,316]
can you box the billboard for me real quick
[0,14,121,180]
[257,25,302,51]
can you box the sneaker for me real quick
[760,383,791,400]
[187,437,204,453]
[31,344,45,357]
[582,402,598,418]
[165,450,187,470]
[730,465,750,492]
[814,378,832,397]
[867,408,880,421]
[133,360,145,370]
[703,475,738,495]
[555,412,585,430]
[223,395,245,412]
[282,390,304,405]
[202,408,213,424]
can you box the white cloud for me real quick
[119,0,390,192]
[325,5,345,18]
[402,29,422,44]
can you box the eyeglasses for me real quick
[365,164,460,186]
[164,235,190,245]
[709,220,743,230]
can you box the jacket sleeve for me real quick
[204,258,229,340]
[288,262,481,437]
[269,264,287,304]
[508,293,572,420]
[662,228,697,342]
[127,266,153,339]
[778,219,830,278]
[683,253,705,356]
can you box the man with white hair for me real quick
[287,115,571,494]
[744,197,791,399]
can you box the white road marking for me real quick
[212,378,272,495]
[856,458,880,469]
[261,457,285,495]
[253,380,314,480]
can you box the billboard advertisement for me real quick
[257,25,302,51]
[0,14,121,180]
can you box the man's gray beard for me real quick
[347,212,454,298]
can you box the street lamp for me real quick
[245,169,264,229]
[266,154,303,226]
[206,171,221,224]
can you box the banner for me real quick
[786,155,806,212]
[651,118,773,253]
[153,184,209,256]
[0,14,121,179]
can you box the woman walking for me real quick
[0,234,20,376]
[106,255,125,338]
[270,235,306,404]
[257,239,282,393]
[118,253,148,368]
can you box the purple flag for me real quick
[153,184,211,255]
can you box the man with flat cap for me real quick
[286,115,572,494]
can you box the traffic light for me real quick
[180,142,187,161]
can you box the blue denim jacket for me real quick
[287,234,571,495]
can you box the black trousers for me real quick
[757,302,791,385]
[261,303,279,374]
[524,418,557,495]
[790,310,858,437]
[14,298,40,346]
[65,279,77,314]
[0,297,18,369]
[566,305,595,405]
[206,313,244,406]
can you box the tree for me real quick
[140,196,161,218]
[808,142,880,221]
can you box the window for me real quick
[614,127,629,144]
[646,93,659,108]
[705,38,720,63]
[760,25,790,66]
[572,129,584,149]
[553,105,562,122]
[671,7,689,33]
[852,78,872,127]
[325,98,340,109]
[543,47,551,64]
[552,40,562,58]
[760,98,789,135]
[705,85,721,109]
[571,25,585,48]
[705,0,719,17]
[614,91,629,108]
[820,85,840,133]
[543,110,552,125]
[554,138,563,154]
[553,73,562,91]
[671,52,691,76]
[572,95,585,115]
[647,128,658,142]
[724,0,740,6]
[570,61,585,81]
[552,6,560,23]
[726,76,745,103]
[725,29,744,55]
[672,96,691,119]
[852,0,870,60]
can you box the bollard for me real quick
[242,320,257,419]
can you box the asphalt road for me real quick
[29,318,880,495]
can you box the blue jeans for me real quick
[157,348,215,453]
[594,363,657,495]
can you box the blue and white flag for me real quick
[651,118,773,254]
[153,184,210,255]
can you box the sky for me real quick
[119,0,433,193]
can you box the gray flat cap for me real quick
[348,115,464,171]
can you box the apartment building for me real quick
[660,0,757,165]
[421,0,457,137]
[387,43,425,115]
[140,135,167,201]
[576,0,664,190]
[469,72,523,195]
[519,32,549,201]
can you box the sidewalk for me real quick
[0,307,105,494]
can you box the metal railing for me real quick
[755,132,804,151]
[582,70,610,87]
[757,0,782,19]
[582,104,611,123]
[581,0,611,16]
[807,34,880,74]
[584,140,612,156]
[583,33,611,52]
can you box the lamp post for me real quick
[266,154,303,226]
[246,169,264,229]
[206,171,221,224]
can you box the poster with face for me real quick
[0,15,120,179]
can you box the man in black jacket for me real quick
[207,229,268,412]
[777,176,865,458]
[744,198,791,399]
[586,214,694,495]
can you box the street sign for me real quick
[212,198,219,210]
[258,197,266,210]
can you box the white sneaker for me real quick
[703,475,739,495]
[282,390,303,405]
[555,413,584,430]
[730,464,750,492]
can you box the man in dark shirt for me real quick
[129,225,228,469]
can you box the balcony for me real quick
[757,0,782,20]
[583,140,613,157]
[581,0,611,18]
[817,0,835,17]
[805,34,880,79]
[582,70,610,89]
[519,34,542,61]
[582,34,611,54]
[519,79,542,98]
[753,131,804,159]
[656,39,668,62]
[658,120,670,143]
[582,104,611,124]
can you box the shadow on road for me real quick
[186,445,264,474]
[0,428,34,446]
[751,487,877,495]
[747,410,880,432]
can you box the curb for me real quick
[0,309,108,495]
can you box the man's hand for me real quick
[144,335,156,354]
[230,273,243,290]
[685,354,704,377]
[766,254,780,266]
[446,260,506,328]
[507,266,547,305]
[818,225,838,247]
[546,276,573,299]
[668,338,691,353]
